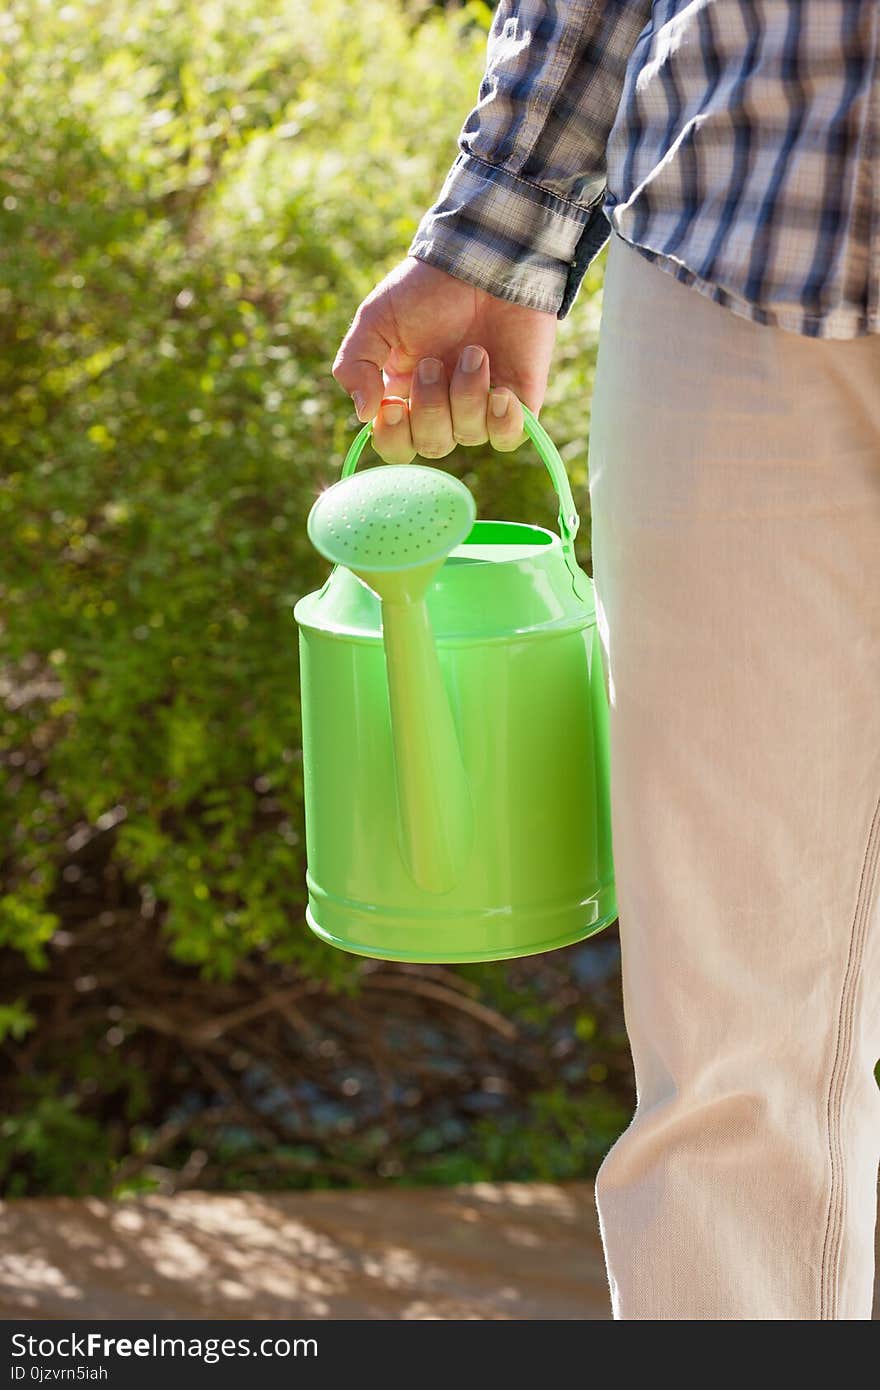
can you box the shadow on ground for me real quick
[0,1182,610,1320]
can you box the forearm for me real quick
[408,1,653,318]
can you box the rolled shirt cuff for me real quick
[407,151,610,320]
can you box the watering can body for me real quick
[293,405,616,963]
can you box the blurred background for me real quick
[0,0,631,1215]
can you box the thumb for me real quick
[332,307,392,423]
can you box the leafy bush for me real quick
[0,0,621,1196]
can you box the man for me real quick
[332,1,880,1319]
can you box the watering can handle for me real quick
[338,400,581,566]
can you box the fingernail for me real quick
[382,400,404,426]
[352,390,365,419]
[490,390,509,418]
[418,358,441,385]
[459,345,484,373]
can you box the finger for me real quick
[486,387,526,453]
[410,357,455,459]
[371,397,415,465]
[450,345,490,446]
[331,308,392,423]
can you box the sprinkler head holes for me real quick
[308,465,476,577]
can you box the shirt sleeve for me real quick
[407,0,653,319]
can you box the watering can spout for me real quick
[306,464,477,897]
[364,565,473,896]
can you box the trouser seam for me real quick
[819,788,880,1319]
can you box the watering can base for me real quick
[304,884,618,965]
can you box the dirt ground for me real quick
[0,1182,876,1320]
[0,1183,610,1320]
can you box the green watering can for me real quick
[293,401,616,963]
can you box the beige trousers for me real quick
[587,233,880,1320]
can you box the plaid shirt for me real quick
[407,1,880,339]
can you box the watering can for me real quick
[293,401,616,963]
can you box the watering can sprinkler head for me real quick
[307,463,476,897]
[307,464,476,603]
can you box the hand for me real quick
[332,255,559,464]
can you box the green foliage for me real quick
[0,1001,35,1044]
[0,894,58,969]
[3,0,598,976]
[0,1093,114,1197]
[412,1087,629,1185]
[0,0,613,1196]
